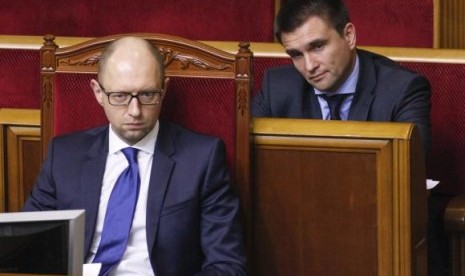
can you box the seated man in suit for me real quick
[252,0,431,153]
[24,37,247,276]
[252,0,440,274]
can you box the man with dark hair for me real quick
[253,0,431,154]
[252,0,441,274]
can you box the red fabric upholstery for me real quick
[345,0,434,47]
[0,49,40,108]
[278,0,435,47]
[0,0,275,42]
[53,74,236,170]
[161,78,236,170]
[54,74,107,135]
[399,62,465,195]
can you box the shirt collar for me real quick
[108,121,159,155]
[314,54,360,96]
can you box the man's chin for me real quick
[121,130,147,145]
[310,81,337,93]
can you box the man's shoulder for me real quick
[357,49,429,88]
[159,121,222,145]
[262,64,306,88]
[157,120,227,159]
[41,125,109,163]
[358,48,421,77]
[54,125,107,142]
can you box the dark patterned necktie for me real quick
[321,94,350,120]
[93,147,140,276]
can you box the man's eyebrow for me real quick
[284,38,328,56]
[285,49,302,56]
[307,39,327,49]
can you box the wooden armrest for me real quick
[444,195,465,232]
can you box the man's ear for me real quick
[344,23,357,50]
[90,79,104,106]
[161,77,170,100]
[164,77,170,91]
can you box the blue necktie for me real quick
[93,147,140,276]
[321,94,350,120]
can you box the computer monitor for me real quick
[0,209,85,276]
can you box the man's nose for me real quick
[127,97,142,116]
[304,54,318,72]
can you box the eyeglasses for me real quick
[98,82,163,106]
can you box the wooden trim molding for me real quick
[0,109,40,212]
[6,126,40,211]
[2,34,465,63]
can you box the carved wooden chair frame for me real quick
[40,33,252,231]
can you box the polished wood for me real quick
[438,0,465,48]
[0,109,41,212]
[251,118,427,276]
[444,195,465,275]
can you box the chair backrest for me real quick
[40,33,253,220]
[397,59,465,195]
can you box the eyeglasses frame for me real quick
[97,81,163,106]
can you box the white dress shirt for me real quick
[87,122,159,275]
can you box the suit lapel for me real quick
[81,127,109,254]
[348,50,376,121]
[306,84,323,119]
[146,122,176,252]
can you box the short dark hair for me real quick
[275,0,351,43]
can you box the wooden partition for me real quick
[438,0,465,48]
[0,109,41,212]
[251,118,427,276]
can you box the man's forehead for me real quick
[281,17,338,48]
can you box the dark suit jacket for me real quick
[23,121,247,276]
[252,49,431,153]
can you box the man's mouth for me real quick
[126,123,143,129]
[309,72,326,82]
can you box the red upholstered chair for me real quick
[40,33,253,236]
[398,59,465,275]
[394,61,465,196]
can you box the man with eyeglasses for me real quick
[24,37,248,275]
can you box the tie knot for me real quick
[122,147,138,164]
[320,94,351,120]
[321,93,349,104]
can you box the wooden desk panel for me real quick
[254,147,380,275]
[251,118,427,276]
